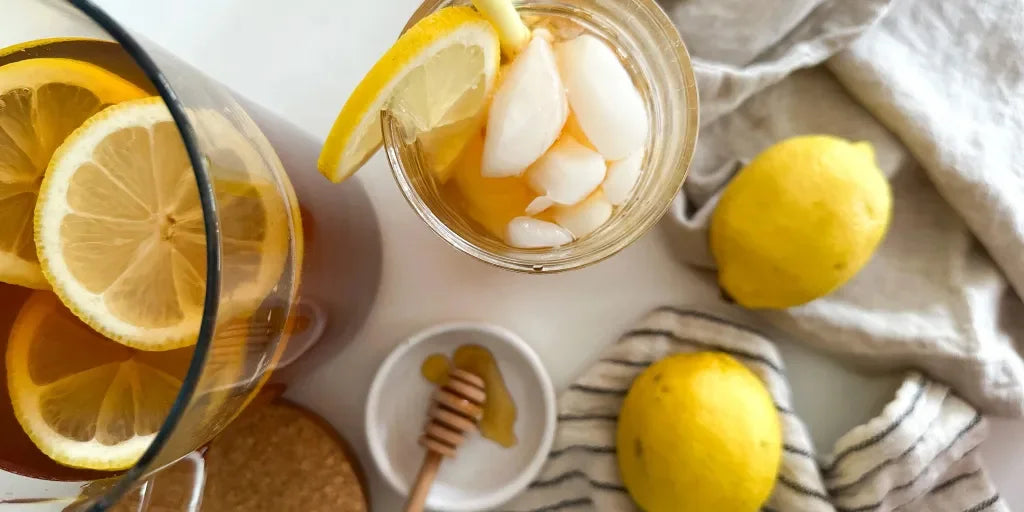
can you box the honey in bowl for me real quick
[420,344,517,448]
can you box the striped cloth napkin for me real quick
[501,308,1007,512]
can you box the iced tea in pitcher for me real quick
[0,38,296,482]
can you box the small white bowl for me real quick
[366,322,556,511]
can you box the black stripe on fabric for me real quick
[548,445,617,458]
[831,411,983,512]
[568,384,627,396]
[503,497,594,512]
[778,475,832,502]
[625,328,783,374]
[964,494,999,512]
[891,455,981,512]
[931,469,982,495]
[784,443,816,459]
[528,470,627,492]
[830,413,982,496]
[558,413,619,422]
[653,306,773,340]
[599,358,654,368]
[762,508,779,512]
[824,377,928,473]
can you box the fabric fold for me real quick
[827,0,1024,310]
[656,0,891,125]
[659,0,1024,415]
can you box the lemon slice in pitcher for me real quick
[318,6,500,183]
[35,98,291,350]
[6,292,194,470]
[0,57,146,290]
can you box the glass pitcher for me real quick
[0,0,381,510]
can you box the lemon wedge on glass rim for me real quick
[317,6,500,183]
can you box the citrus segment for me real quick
[6,292,193,470]
[0,57,146,289]
[36,98,290,350]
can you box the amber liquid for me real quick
[0,39,157,482]
[420,344,518,448]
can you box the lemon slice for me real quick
[317,6,500,183]
[35,98,292,350]
[0,58,146,289]
[5,292,194,470]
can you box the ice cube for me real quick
[523,14,586,42]
[482,35,568,178]
[554,191,613,238]
[562,112,596,151]
[556,35,648,160]
[505,217,574,248]
[603,149,643,205]
[533,28,555,43]
[525,136,606,206]
[525,196,555,216]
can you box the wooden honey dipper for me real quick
[404,368,487,512]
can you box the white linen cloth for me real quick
[501,309,1006,512]
[658,0,1024,416]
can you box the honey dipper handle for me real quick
[404,451,444,512]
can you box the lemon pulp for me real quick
[0,58,146,289]
[35,98,291,349]
[6,292,192,470]
[318,6,500,183]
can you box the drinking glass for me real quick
[384,0,698,273]
[0,0,382,510]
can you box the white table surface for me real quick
[55,0,1024,509]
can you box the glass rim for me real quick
[65,0,222,509]
[387,0,700,273]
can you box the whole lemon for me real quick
[710,135,892,309]
[616,352,781,512]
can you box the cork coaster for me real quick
[116,399,369,512]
